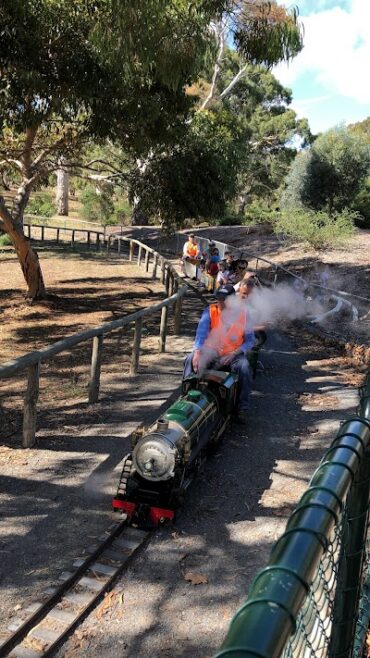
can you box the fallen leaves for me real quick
[183,571,208,585]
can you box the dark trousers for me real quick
[183,351,252,412]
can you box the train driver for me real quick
[183,284,255,424]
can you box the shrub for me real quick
[27,193,56,219]
[352,180,370,228]
[244,200,279,225]
[273,207,356,249]
[81,185,115,225]
[0,233,12,247]
[217,214,243,226]
[114,199,132,225]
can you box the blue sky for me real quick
[273,0,370,134]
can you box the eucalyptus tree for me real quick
[0,0,219,299]
[282,126,370,214]
[129,0,305,226]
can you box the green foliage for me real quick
[217,214,243,226]
[282,127,370,214]
[352,178,370,228]
[0,233,12,246]
[129,109,246,225]
[27,193,56,218]
[215,51,313,210]
[244,200,279,224]
[233,2,303,67]
[273,207,356,249]
[81,185,115,225]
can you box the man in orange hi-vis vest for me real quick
[182,233,200,260]
[183,284,255,424]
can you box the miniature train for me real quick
[113,370,238,527]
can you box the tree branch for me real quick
[200,22,226,110]
[219,63,249,100]
[0,158,23,171]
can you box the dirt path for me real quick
[55,327,364,658]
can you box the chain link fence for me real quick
[214,371,370,658]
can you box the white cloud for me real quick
[274,0,370,104]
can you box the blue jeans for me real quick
[183,351,252,412]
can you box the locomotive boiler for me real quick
[113,369,238,526]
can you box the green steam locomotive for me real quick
[113,370,238,526]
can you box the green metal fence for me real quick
[214,371,370,658]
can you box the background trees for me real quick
[0,0,220,298]
[281,127,370,215]
[0,0,304,298]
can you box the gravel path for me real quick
[55,326,361,658]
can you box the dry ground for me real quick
[0,243,167,444]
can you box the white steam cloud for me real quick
[196,283,326,373]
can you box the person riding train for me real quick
[183,284,255,424]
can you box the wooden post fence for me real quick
[130,318,143,374]
[23,362,41,448]
[137,245,143,266]
[0,234,187,447]
[165,267,171,296]
[152,254,158,279]
[159,306,169,353]
[88,335,104,403]
[161,259,166,284]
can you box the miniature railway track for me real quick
[0,519,150,658]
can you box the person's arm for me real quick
[240,331,256,353]
[183,242,189,257]
[193,308,211,349]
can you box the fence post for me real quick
[174,289,183,335]
[96,233,100,251]
[41,226,45,241]
[161,259,166,284]
[129,240,134,261]
[152,254,158,279]
[330,436,370,657]
[130,318,143,374]
[117,238,121,257]
[56,228,60,244]
[159,306,169,353]
[137,245,142,266]
[88,335,103,403]
[71,230,75,249]
[23,361,40,448]
[87,231,91,250]
[165,268,171,296]
[144,250,150,272]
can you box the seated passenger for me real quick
[231,258,249,284]
[216,260,230,289]
[183,284,255,424]
[182,234,200,260]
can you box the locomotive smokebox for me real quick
[133,429,180,481]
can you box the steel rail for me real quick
[0,520,150,658]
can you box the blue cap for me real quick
[215,284,235,298]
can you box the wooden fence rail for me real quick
[23,223,105,250]
[0,238,186,448]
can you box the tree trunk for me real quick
[0,195,46,299]
[131,199,149,226]
[56,167,69,215]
